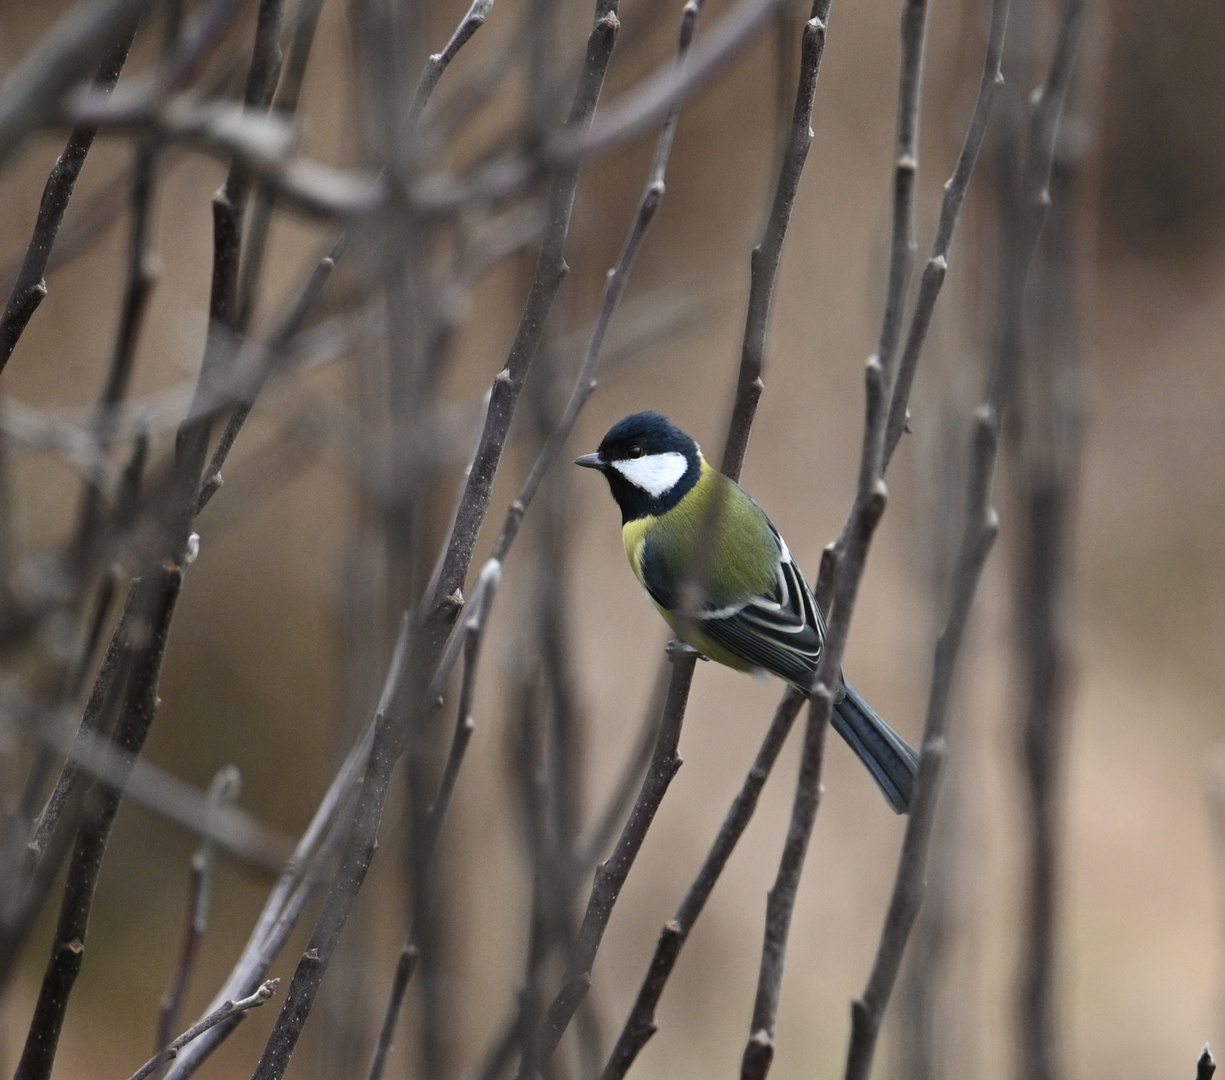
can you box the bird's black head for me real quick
[575,411,703,522]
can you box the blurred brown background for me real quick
[1,0,1224,1078]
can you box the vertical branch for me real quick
[740,695,829,1080]
[1014,73,1083,1080]
[842,3,1084,1078]
[883,0,1013,468]
[721,0,830,478]
[14,564,183,1080]
[10,5,293,1074]
[531,643,699,1070]
[153,768,241,1080]
[0,32,135,374]
[246,6,621,1077]
[599,688,806,1080]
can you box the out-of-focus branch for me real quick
[61,94,384,218]
[842,4,1083,1077]
[126,980,280,1080]
[23,581,138,871]
[246,6,621,1077]
[364,561,500,1080]
[152,767,241,1080]
[14,564,183,1080]
[11,5,297,1073]
[3,705,290,872]
[1013,32,1083,1080]
[0,33,134,375]
[0,0,158,173]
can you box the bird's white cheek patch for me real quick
[611,451,688,496]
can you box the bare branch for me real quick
[883,0,1012,467]
[15,564,183,1080]
[740,694,829,1080]
[532,642,700,1069]
[561,0,794,164]
[245,6,622,1076]
[153,767,241,1080]
[722,0,829,479]
[0,0,158,173]
[842,6,1083,1076]
[405,0,497,129]
[0,32,134,375]
[601,687,805,1080]
[126,980,280,1080]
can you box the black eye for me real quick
[627,445,644,459]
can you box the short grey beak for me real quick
[574,452,605,470]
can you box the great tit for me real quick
[575,411,918,814]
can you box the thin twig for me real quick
[126,980,279,1080]
[600,687,805,1080]
[15,565,183,1080]
[732,0,935,1066]
[882,0,1011,467]
[246,7,621,1077]
[235,0,324,332]
[562,0,793,164]
[364,944,420,1080]
[153,767,241,1080]
[12,6,295,1075]
[721,0,830,477]
[1013,23,1083,1080]
[405,0,497,130]
[842,5,1083,1076]
[3,709,289,872]
[531,642,700,1070]
[24,580,139,870]
[740,695,830,1080]
[0,32,135,374]
[0,0,156,176]
[160,614,413,1080]
[364,561,500,1080]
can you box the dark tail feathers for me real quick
[831,683,918,814]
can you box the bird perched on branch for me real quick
[575,411,918,813]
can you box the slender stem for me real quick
[15,565,183,1080]
[364,944,420,1080]
[600,688,805,1080]
[364,562,500,1080]
[882,0,1011,467]
[563,0,794,164]
[152,768,241,1080]
[531,644,699,1070]
[246,8,621,1077]
[740,696,829,1080]
[842,5,1083,1076]
[0,32,135,374]
[23,581,139,872]
[126,981,279,1080]
[722,0,829,479]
